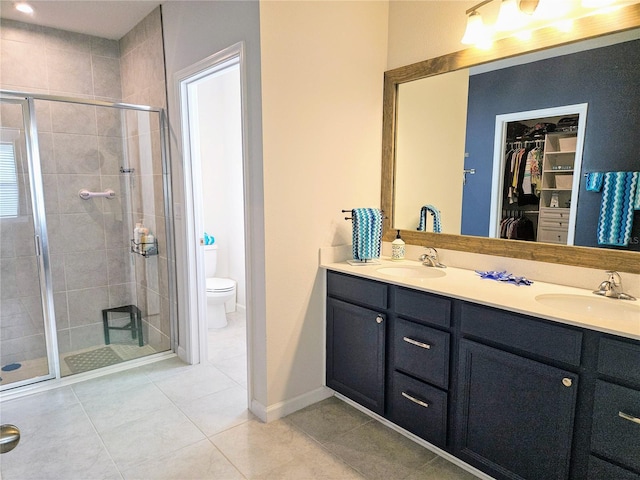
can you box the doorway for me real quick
[177,43,248,389]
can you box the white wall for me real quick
[197,66,247,310]
[259,1,389,406]
[161,0,268,405]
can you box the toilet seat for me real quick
[206,277,235,293]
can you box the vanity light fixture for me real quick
[14,2,33,14]
[461,0,626,47]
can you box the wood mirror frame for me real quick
[381,3,640,273]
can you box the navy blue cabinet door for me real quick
[456,340,578,480]
[326,298,385,414]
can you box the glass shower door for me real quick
[0,97,56,390]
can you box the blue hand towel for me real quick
[351,208,383,261]
[417,205,442,233]
[586,171,639,246]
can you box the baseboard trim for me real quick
[250,386,333,423]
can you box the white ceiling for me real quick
[0,1,161,40]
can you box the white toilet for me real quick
[204,244,236,329]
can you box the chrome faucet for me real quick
[419,247,446,268]
[593,271,636,300]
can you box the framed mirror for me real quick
[381,2,640,273]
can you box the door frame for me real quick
[176,42,250,370]
[489,103,588,244]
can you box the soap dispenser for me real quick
[391,230,405,260]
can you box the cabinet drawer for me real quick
[461,303,582,366]
[395,288,451,328]
[538,227,568,244]
[539,207,570,220]
[591,380,640,472]
[538,218,570,229]
[389,371,447,447]
[327,271,387,310]
[588,456,640,480]
[393,318,449,389]
[598,337,640,386]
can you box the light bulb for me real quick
[15,2,34,14]
[461,11,490,45]
[495,0,526,32]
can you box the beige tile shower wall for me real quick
[0,19,131,361]
[118,7,171,353]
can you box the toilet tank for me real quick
[204,244,218,277]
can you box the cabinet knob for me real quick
[376,315,384,324]
[562,377,572,387]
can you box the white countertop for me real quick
[321,257,640,340]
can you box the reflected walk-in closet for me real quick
[0,91,174,391]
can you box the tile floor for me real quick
[0,311,481,480]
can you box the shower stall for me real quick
[0,91,175,391]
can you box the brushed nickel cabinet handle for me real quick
[402,391,429,408]
[403,336,431,349]
[619,411,640,425]
[376,315,384,324]
[562,378,572,387]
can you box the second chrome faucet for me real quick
[420,247,446,268]
[593,271,636,300]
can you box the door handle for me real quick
[0,424,20,454]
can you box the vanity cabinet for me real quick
[388,288,452,447]
[324,270,640,480]
[587,337,640,479]
[326,273,387,414]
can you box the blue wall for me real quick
[461,39,640,250]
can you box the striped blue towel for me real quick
[587,171,639,246]
[417,205,442,233]
[352,208,383,261]
[585,172,604,191]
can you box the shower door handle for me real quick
[34,235,41,256]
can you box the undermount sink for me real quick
[535,293,640,322]
[376,266,446,279]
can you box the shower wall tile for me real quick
[43,26,92,54]
[22,294,45,328]
[58,213,106,253]
[37,132,56,174]
[33,100,53,133]
[0,18,45,45]
[15,256,41,297]
[64,251,108,291]
[69,323,106,351]
[0,226,15,258]
[49,254,67,292]
[108,282,136,309]
[91,37,119,59]
[103,213,129,249]
[50,102,97,135]
[0,312,37,341]
[58,174,101,214]
[107,248,133,285]
[12,217,37,257]
[42,174,60,214]
[1,333,46,363]
[98,175,125,214]
[17,173,33,216]
[0,258,18,299]
[0,103,25,130]
[96,107,123,138]
[0,39,48,90]
[56,328,72,354]
[98,137,125,175]
[45,49,93,96]
[53,133,100,174]
[92,55,122,100]
[67,286,109,328]
[54,292,70,330]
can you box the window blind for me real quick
[0,142,19,218]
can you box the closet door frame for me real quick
[488,104,588,244]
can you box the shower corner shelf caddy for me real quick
[130,239,159,257]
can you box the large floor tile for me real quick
[81,382,174,433]
[0,386,78,423]
[121,439,244,480]
[214,353,247,387]
[253,445,367,480]
[71,366,151,401]
[211,418,319,478]
[324,420,438,480]
[99,405,206,471]
[153,363,237,404]
[285,396,373,444]
[179,384,252,437]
